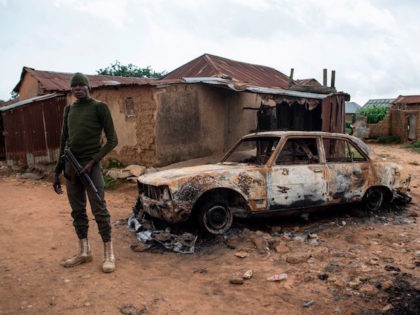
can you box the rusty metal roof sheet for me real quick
[0,98,19,108]
[0,93,63,112]
[295,78,322,87]
[183,77,331,100]
[393,95,420,105]
[13,67,155,93]
[164,54,291,89]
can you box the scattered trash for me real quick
[234,251,249,259]
[303,300,314,308]
[128,213,197,254]
[193,268,208,274]
[267,273,287,282]
[243,270,253,280]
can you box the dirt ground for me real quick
[0,143,419,315]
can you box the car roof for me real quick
[242,131,372,155]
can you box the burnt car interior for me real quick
[223,137,280,165]
[323,138,367,163]
[276,138,319,165]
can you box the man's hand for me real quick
[53,173,63,194]
[81,159,95,175]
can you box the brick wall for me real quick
[367,110,391,138]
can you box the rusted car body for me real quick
[135,131,411,234]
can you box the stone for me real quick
[381,279,393,291]
[303,273,315,282]
[407,210,418,218]
[243,269,253,280]
[274,243,290,255]
[119,304,147,315]
[106,168,130,180]
[381,304,393,312]
[348,277,362,289]
[21,172,44,180]
[285,253,308,264]
[123,165,146,177]
[251,236,269,254]
[234,251,249,258]
[230,278,244,285]
[318,273,329,281]
[303,300,314,308]
[368,257,380,265]
[359,284,378,296]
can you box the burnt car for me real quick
[135,131,411,234]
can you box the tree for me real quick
[97,60,167,79]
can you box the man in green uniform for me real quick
[53,72,118,273]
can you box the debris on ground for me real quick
[303,300,314,308]
[128,213,197,254]
[267,273,287,282]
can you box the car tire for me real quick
[363,188,384,211]
[198,200,233,235]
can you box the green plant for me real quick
[406,140,420,153]
[103,158,125,169]
[104,175,119,189]
[356,105,388,124]
[97,60,167,79]
[377,135,401,144]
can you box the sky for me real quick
[1,0,419,105]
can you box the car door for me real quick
[322,137,370,203]
[268,136,327,210]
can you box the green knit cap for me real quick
[70,72,90,88]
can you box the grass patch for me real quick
[104,175,119,190]
[377,135,401,144]
[405,140,420,153]
[377,153,392,159]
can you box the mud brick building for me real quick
[1,54,349,168]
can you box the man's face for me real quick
[71,84,90,100]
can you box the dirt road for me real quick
[0,144,419,314]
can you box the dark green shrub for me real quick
[377,135,401,144]
[356,105,388,124]
[103,158,125,169]
[104,175,119,189]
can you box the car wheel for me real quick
[364,188,384,211]
[199,200,233,235]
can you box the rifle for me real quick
[62,148,103,202]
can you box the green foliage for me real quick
[377,135,401,144]
[356,105,388,124]
[345,120,352,129]
[104,175,119,190]
[97,60,167,79]
[406,140,420,153]
[103,158,125,169]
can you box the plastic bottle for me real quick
[267,273,288,281]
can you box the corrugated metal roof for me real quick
[295,78,322,87]
[164,54,291,89]
[0,93,63,112]
[393,95,420,105]
[0,98,19,108]
[363,98,394,109]
[184,77,330,100]
[345,101,361,114]
[13,67,156,93]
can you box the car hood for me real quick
[138,163,257,186]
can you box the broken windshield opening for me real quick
[223,137,280,165]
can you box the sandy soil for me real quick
[0,144,419,315]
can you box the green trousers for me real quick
[65,161,111,242]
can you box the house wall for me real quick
[155,84,258,165]
[90,86,158,166]
[368,110,392,138]
[18,74,41,100]
[390,109,419,142]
